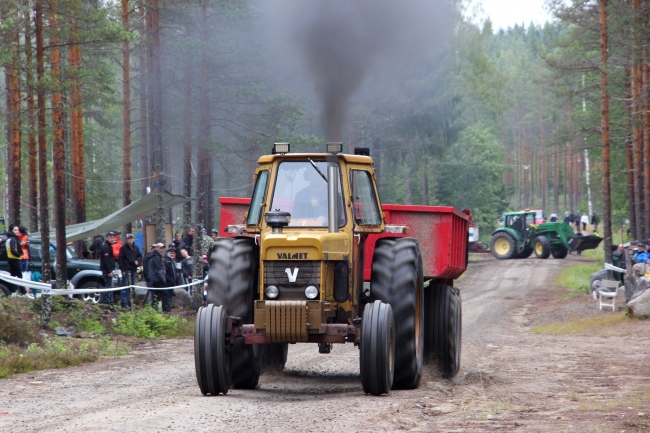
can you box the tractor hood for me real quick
[261,232,350,261]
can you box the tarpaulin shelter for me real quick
[49,190,192,242]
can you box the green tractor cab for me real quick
[490,211,603,260]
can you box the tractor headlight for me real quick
[305,285,319,299]
[265,285,279,299]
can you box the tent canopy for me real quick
[59,190,191,242]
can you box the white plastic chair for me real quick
[597,279,620,311]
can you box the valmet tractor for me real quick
[194,143,470,396]
[490,211,603,260]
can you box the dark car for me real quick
[0,235,117,302]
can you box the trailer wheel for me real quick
[424,284,462,378]
[490,233,516,260]
[194,304,231,395]
[551,244,568,259]
[371,238,424,389]
[360,300,395,395]
[262,343,289,371]
[533,236,551,259]
[207,238,262,389]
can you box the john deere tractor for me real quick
[490,211,603,260]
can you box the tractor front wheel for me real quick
[360,300,395,395]
[533,236,551,259]
[194,304,231,395]
[490,233,517,260]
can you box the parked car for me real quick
[0,235,118,302]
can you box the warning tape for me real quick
[0,273,205,296]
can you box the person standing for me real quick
[18,226,29,273]
[591,213,600,232]
[142,244,157,307]
[99,231,118,306]
[118,233,141,309]
[171,232,186,261]
[580,213,589,232]
[6,224,24,294]
[147,243,166,310]
[162,245,177,312]
[182,227,195,256]
[549,212,558,222]
[89,234,104,259]
[210,229,219,242]
[179,248,193,285]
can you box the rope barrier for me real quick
[0,273,205,296]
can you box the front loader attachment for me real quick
[568,235,603,252]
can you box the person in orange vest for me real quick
[6,224,24,294]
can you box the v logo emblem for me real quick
[285,267,299,283]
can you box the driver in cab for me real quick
[293,167,328,222]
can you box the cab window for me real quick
[247,170,269,226]
[350,170,381,225]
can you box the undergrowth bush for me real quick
[78,318,105,334]
[0,338,97,378]
[114,307,191,338]
[0,298,41,347]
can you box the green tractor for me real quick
[489,211,603,260]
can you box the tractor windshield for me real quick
[270,161,346,228]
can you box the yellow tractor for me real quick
[195,143,470,395]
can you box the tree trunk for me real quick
[122,0,132,235]
[25,13,38,232]
[6,25,22,225]
[69,11,86,256]
[192,0,210,309]
[148,0,165,242]
[183,24,193,229]
[137,3,149,196]
[625,67,637,238]
[600,0,613,268]
[643,61,650,238]
[553,148,559,212]
[36,0,52,326]
[50,1,67,290]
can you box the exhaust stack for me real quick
[328,165,338,233]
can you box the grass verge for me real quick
[0,297,194,378]
[530,312,629,335]
[555,262,603,298]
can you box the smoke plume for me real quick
[267,0,453,141]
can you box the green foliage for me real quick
[437,124,509,230]
[0,298,42,347]
[114,307,191,339]
[78,318,105,334]
[555,262,603,298]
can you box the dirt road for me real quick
[2,255,650,432]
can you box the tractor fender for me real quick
[491,228,518,239]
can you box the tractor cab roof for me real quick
[257,153,374,165]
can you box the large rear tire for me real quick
[207,238,261,389]
[490,233,517,260]
[533,236,551,259]
[370,238,424,389]
[194,304,231,395]
[516,248,533,259]
[424,284,461,378]
[551,244,568,259]
[360,300,395,395]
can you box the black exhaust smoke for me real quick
[268,0,452,142]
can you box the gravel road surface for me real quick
[2,255,649,432]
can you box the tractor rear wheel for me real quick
[371,238,424,389]
[262,343,289,371]
[424,284,462,378]
[490,233,517,260]
[533,236,551,259]
[194,304,231,395]
[551,244,568,259]
[207,238,262,389]
[360,300,395,395]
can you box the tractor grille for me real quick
[263,260,320,300]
